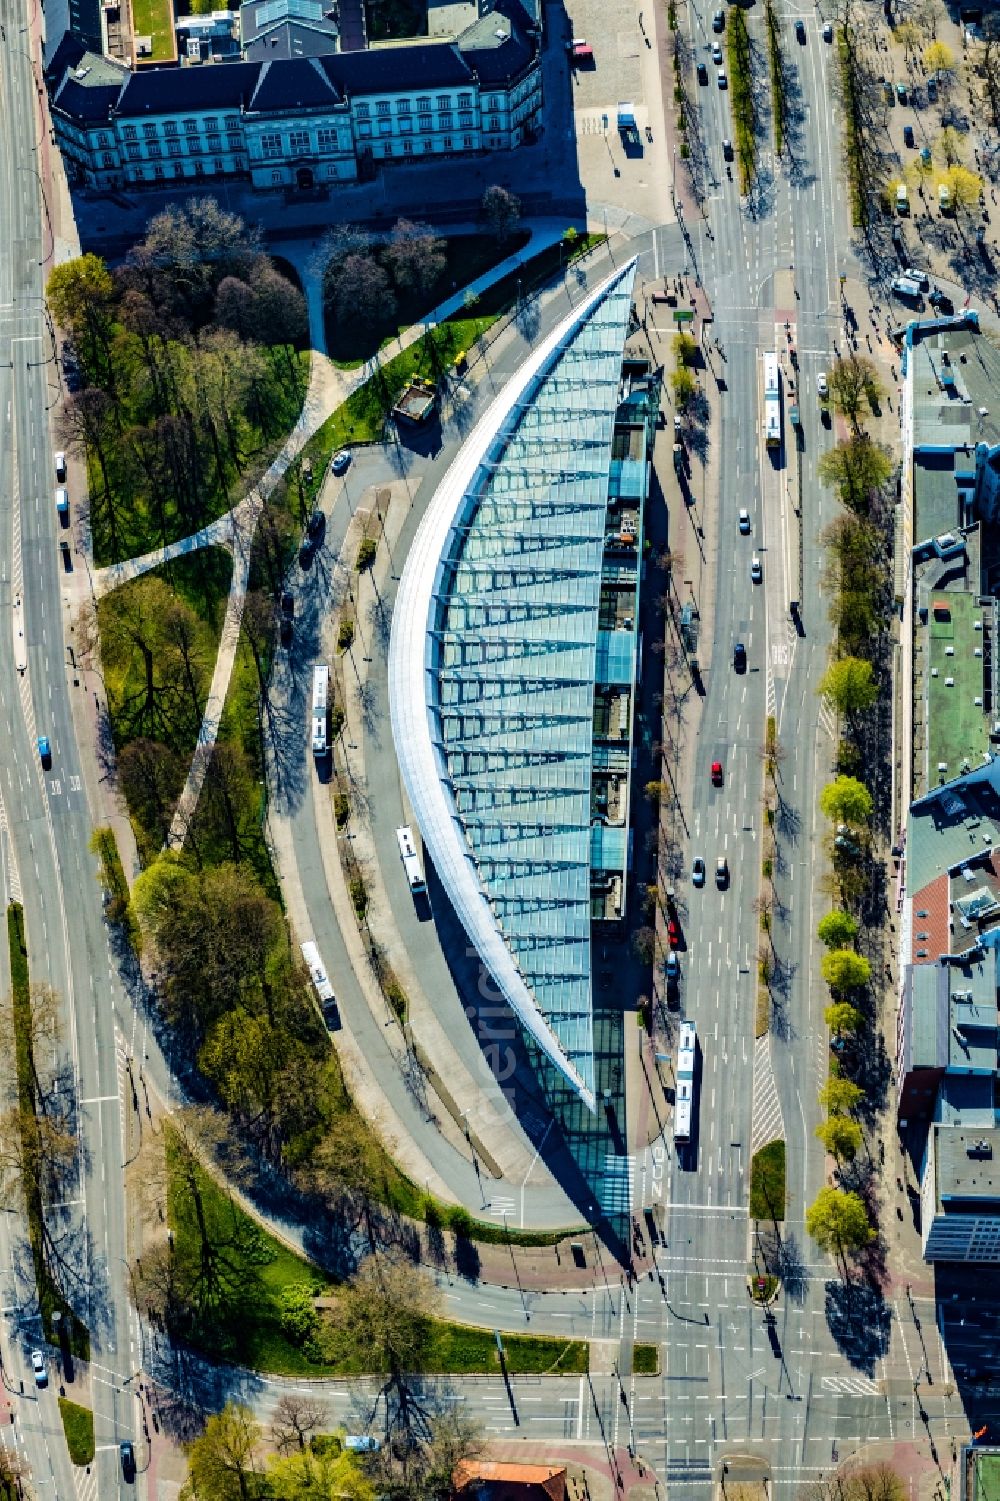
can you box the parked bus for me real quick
[301,939,339,1028]
[763,352,782,450]
[674,1020,697,1144]
[311,664,329,757]
[396,825,426,894]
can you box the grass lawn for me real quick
[7,905,90,1359]
[129,0,175,61]
[454,232,605,321]
[58,1399,95,1466]
[633,1343,660,1376]
[169,1136,588,1377]
[749,1139,786,1222]
[325,232,530,365]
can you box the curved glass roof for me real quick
[389,260,638,1111]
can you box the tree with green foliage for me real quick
[815,1115,863,1161]
[817,910,859,949]
[937,162,984,214]
[266,1445,375,1501]
[277,1283,321,1348]
[819,775,873,825]
[46,254,116,385]
[319,1250,439,1378]
[673,331,698,368]
[825,1001,863,1035]
[821,948,872,992]
[805,1186,873,1269]
[182,1401,265,1501]
[670,366,697,408]
[923,38,955,75]
[368,1408,483,1501]
[817,434,893,513]
[827,356,884,430]
[818,657,878,717]
[818,1076,864,1116]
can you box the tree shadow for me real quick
[824,1277,891,1374]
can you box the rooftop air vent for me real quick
[946,676,955,685]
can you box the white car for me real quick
[751,555,762,583]
[717,70,728,88]
[712,42,723,62]
[738,508,751,534]
[330,449,352,475]
[692,856,706,887]
[54,450,67,482]
[30,1350,47,1388]
[817,371,828,397]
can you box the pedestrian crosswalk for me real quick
[598,1153,634,1218]
[750,1035,785,1156]
[821,1375,881,1396]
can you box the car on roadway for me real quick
[822,21,833,40]
[751,555,762,583]
[817,371,828,398]
[37,737,51,770]
[895,81,907,104]
[697,61,708,83]
[692,857,706,887]
[716,856,729,889]
[279,616,293,648]
[723,138,734,161]
[711,760,724,786]
[712,42,723,62]
[717,69,728,88]
[330,449,352,475]
[120,1441,136,1482]
[903,123,915,148]
[903,267,930,291]
[280,591,294,618]
[712,8,725,29]
[667,918,680,948]
[307,509,325,541]
[30,1350,47,1388]
[733,641,747,672]
[665,952,681,980]
[795,18,805,41]
[929,287,954,313]
[54,450,66,482]
[926,74,938,102]
[738,507,750,533]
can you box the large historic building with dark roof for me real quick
[46,0,542,191]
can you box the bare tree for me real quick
[269,1393,330,1455]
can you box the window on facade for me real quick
[459,111,472,128]
[227,134,241,154]
[173,163,184,177]
[225,115,239,130]
[358,121,372,138]
[272,170,282,183]
[436,94,450,108]
[195,161,204,174]
[126,143,141,160]
[416,95,430,110]
[148,143,162,158]
[443,135,452,149]
[154,164,164,177]
[356,101,370,118]
[134,167,144,180]
[215,158,225,171]
[169,139,182,156]
[376,100,390,115]
[399,116,412,133]
[396,98,410,113]
[439,111,452,128]
[418,113,432,132]
[317,127,337,151]
[463,134,473,148]
[486,95,498,110]
[97,132,111,147]
[458,92,472,109]
[327,162,338,177]
[403,139,413,154]
[383,140,393,155]
[103,152,115,167]
[184,118,198,133]
[206,134,221,151]
[142,122,156,138]
[262,132,282,157]
[123,124,137,140]
[288,129,309,153]
[377,119,391,136]
[422,140,433,152]
[164,120,178,135]
[489,116,500,131]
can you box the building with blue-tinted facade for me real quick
[389,261,656,1110]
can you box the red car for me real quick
[711,761,723,786]
[667,919,680,948]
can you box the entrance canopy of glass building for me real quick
[389,259,639,1112]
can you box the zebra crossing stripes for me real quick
[818,699,838,744]
[821,1375,881,1396]
[750,1035,785,1156]
[598,1154,634,1217]
[75,1461,98,1501]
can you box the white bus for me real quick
[674,1020,697,1144]
[763,352,782,450]
[311,664,329,757]
[396,825,426,894]
[301,940,334,1002]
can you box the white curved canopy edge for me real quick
[389,259,638,1114]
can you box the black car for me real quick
[795,18,805,40]
[697,61,708,84]
[733,641,747,672]
[712,8,725,29]
[120,1441,135,1482]
[307,510,325,542]
[928,288,954,313]
[280,591,294,618]
[903,124,914,147]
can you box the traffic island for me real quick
[748,1138,785,1302]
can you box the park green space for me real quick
[130,0,175,60]
[749,1139,786,1222]
[58,1399,95,1466]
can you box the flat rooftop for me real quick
[920,591,993,793]
[936,1125,1000,1205]
[907,772,1000,894]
